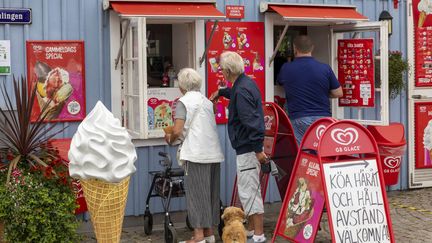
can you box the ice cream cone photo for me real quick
[418,0,432,28]
[35,67,74,120]
[68,101,137,243]
[419,11,427,27]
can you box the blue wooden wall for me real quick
[0,0,408,216]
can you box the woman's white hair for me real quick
[177,68,202,92]
[219,51,244,76]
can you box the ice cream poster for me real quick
[414,102,432,169]
[26,41,86,122]
[206,22,265,124]
[414,0,432,87]
[275,152,325,242]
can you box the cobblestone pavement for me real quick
[81,188,432,242]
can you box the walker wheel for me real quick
[164,224,177,243]
[144,214,153,235]
[186,215,193,231]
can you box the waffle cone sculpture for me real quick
[80,177,130,243]
[68,101,137,243]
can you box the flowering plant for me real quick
[0,77,79,242]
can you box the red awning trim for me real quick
[264,3,368,22]
[110,2,225,19]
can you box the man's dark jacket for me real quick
[219,73,265,155]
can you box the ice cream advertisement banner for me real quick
[414,102,432,169]
[414,0,432,87]
[337,39,375,107]
[276,152,325,242]
[26,41,86,122]
[206,22,265,124]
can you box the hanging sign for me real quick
[414,102,432,169]
[0,8,31,24]
[0,40,10,75]
[206,22,265,124]
[226,5,245,19]
[413,0,432,87]
[337,39,375,107]
[26,41,86,122]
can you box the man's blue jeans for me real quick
[290,116,326,145]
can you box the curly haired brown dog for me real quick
[221,207,247,243]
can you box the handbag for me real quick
[176,97,204,166]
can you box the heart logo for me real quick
[384,156,401,169]
[315,125,326,139]
[330,128,359,146]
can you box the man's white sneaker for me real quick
[204,235,216,243]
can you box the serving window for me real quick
[106,1,224,143]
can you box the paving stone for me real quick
[80,187,432,242]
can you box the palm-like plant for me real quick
[0,77,65,184]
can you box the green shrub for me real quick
[0,168,80,243]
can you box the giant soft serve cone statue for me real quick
[68,101,137,243]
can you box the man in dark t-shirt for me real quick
[277,35,343,145]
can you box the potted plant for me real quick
[0,77,79,242]
[375,51,409,99]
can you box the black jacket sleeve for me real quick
[218,87,231,99]
[236,90,264,153]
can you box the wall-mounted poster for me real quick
[337,39,375,107]
[206,22,265,124]
[414,0,432,87]
[414,102,432,169]
[26,41,86,122]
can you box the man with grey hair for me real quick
[210,51,267,243]
[277,35,343,145]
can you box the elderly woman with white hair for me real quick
[165,68,224,243]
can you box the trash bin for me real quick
[367,123,406,186]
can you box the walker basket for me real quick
[154,177,185,198]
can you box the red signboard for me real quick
[414,0,432,87]
[414,102,432,169]
[273,119,395,243]
[26,41,86,122]
[226,5,244,19]
[337,39,375,107]
[318,121,394,243]
[276,152,324,242]
[206,22,265,124]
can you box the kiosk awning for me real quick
[261,3,368,22]
[110,1,225,19]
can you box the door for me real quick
[407,0,432,188]
[330,21,389,126]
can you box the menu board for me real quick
[206,22,265,124]
[414,102,432,169]
[26,41,86,122]
[414,0,432,87]
[276,152,325,242]
[147,88,181,138]
[322,159,391,243]
[337,39,374,107]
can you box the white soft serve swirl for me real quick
[68,101,137,183]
